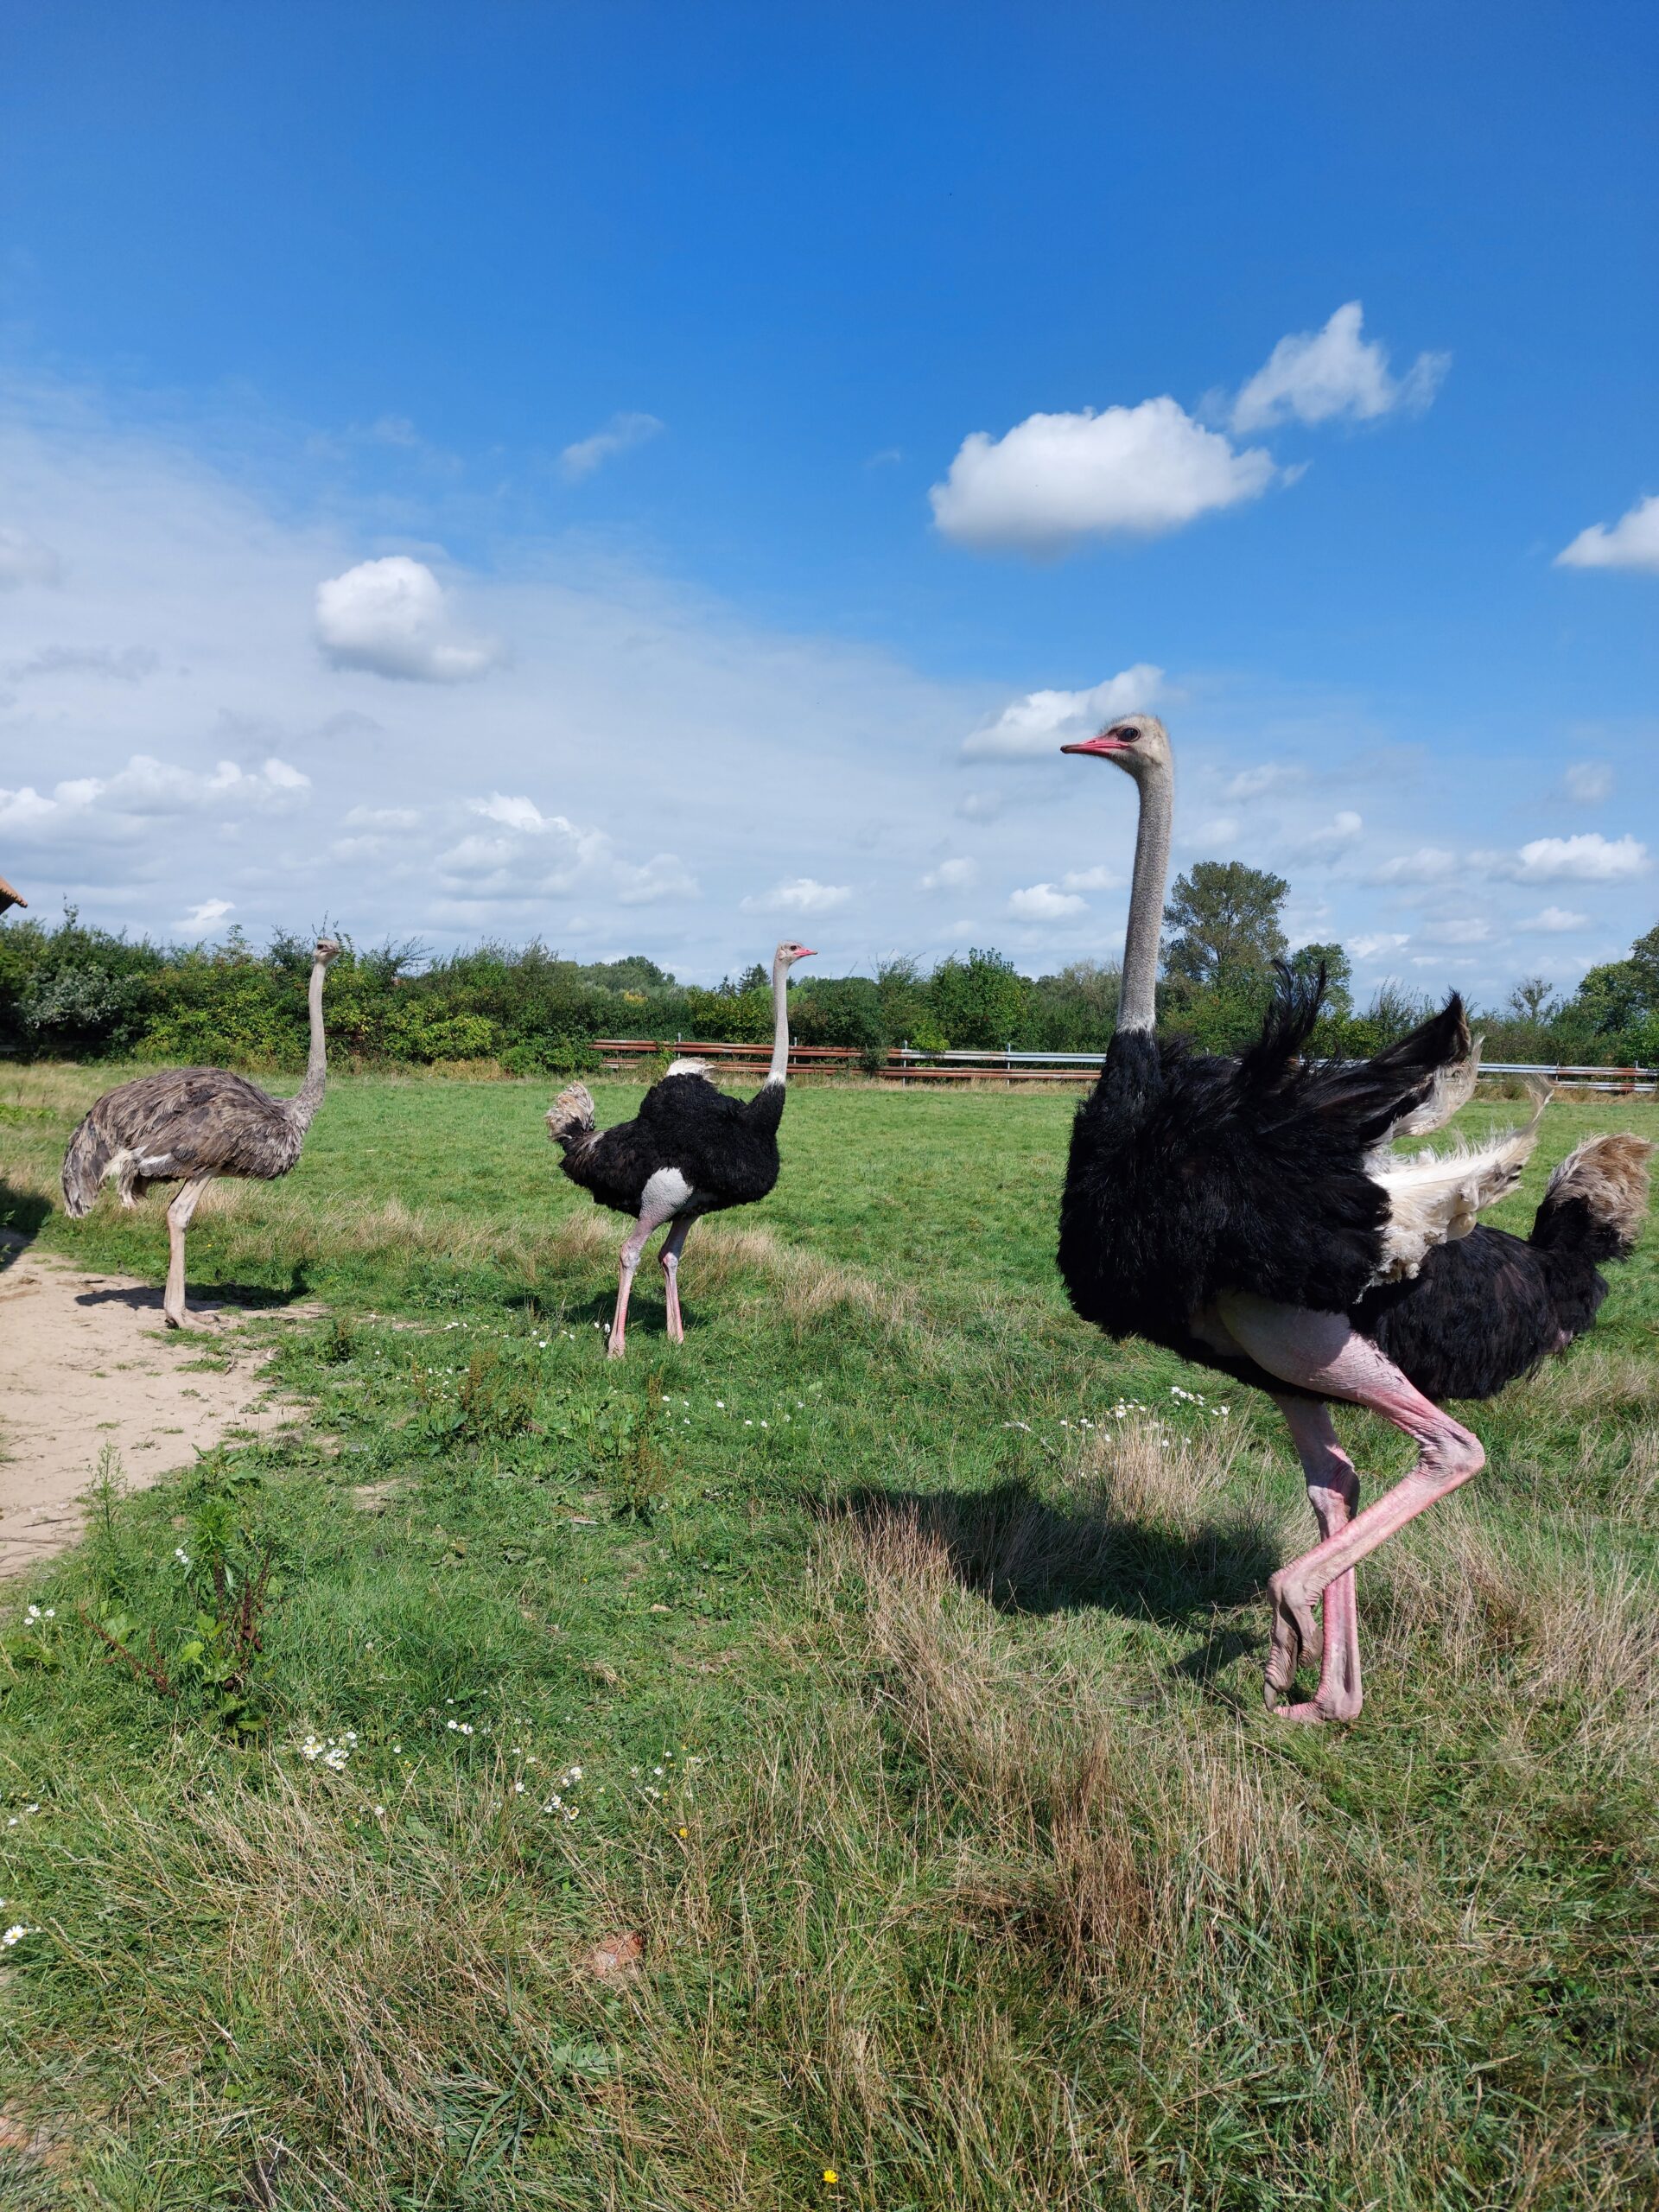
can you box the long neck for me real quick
[765,956,791,1084]
[1117,760,1172,1033]
[287,959,329,1129]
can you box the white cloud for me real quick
[1008,882,1087,920]
[1562,761,1612,802]
[6,644,157,683]
[962,664,1163,758]
[1418,916,1493,945]
[1486,833,1648,883]
[1295,809,1363,855]
[560,411,664,481]
[1185,815,1240,848]
[1555,493,1659,575]
[0,754,310,836]
[472,791,553,834]
[1231,302,1448,433]
[1350,931,1410,959]
[315,556,499,682]
[178,898,234,937]
[741,877,850,915]
[0,525,61,588]
[956,791,1004,822]
[344,804,420,830]
[438,795,697,909]
[1518,906,1591,932]
[1224,761,1300,801]
[920,856,976,892]
[931,400,1274,554]
[1366,847,1459,885]
[1060,863,1121,892]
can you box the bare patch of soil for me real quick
[0,1240,300,1579]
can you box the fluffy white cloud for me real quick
[1555,493,1659,575]
[0,754,310,835]
[741,877,850,915]
[1295,809,1363,855]
[931,401,1274,554]
[1518,906,1591,932]
[920,856,976,892]
[0,525,61,588]
[1350,931,1410,959]
[1418,916,1494,945]
[1486,833,1648,883]
[179,898,234,936]
[1007,882,1087,920]
[962,664,1163,758]
[1563,761,1613,801]
[1225,761,1300,801]
[440,794,697,909]
[1060,864,1121,892]
[315,556,499,682]
[344,804,421,830]
[1367,846,1459,885]
[560,411,664,480]
[1231,302,1449,433]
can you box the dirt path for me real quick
[0,1237,300,1580]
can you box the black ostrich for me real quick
[546,940,816,1355]
[1057,716,1651,1724]
[60,938,342,1327]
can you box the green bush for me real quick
[2,906,1653,1075]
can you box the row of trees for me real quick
[3,864,1655,1072]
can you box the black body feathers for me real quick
[553,1071,786,1219]
[1058,967,1650,1405]
[1353,1132,1651,1400]
[1058,969,1459,1369]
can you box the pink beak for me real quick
[795,947,817,958]
[1060,731,1134,757]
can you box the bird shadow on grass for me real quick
[838,1479,1277,1629]
[73,1262,315,1315]
[0,1179,50,1262]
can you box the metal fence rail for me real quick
[595,1039,1656,1094]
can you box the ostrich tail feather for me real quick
[60,1115,114,1217]
[545,1083,597,1151]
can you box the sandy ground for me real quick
[0,1236,300,1580]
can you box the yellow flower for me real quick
[823,2171,838,2187]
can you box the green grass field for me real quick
[1,1066,1656,2209]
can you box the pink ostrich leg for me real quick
[1217,1294,1485,1721]
[1270,1395,1362,1722]
[607,1198,681,1358]
[658,1214,697,1346]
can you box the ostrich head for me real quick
[315,937,342,965]
[1060,713,1170,780]
[774,940,817,968]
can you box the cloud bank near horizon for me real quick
[0,379,1644,999]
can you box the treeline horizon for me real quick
[3,868,1656,1076]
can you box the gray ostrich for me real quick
[61,937,342,1326]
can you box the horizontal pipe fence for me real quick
[594,1039,1657,1094]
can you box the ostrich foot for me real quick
[1263,1567,1362,1723]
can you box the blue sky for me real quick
[1,0,1654,998]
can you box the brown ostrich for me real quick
[60,938,341,1327]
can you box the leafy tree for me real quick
[1163,861,1288,988]
[1567,920,1657,1039]
[1508,976,1560,1024]
[927,948,1028,1051]
[1287,941,1353,1019]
